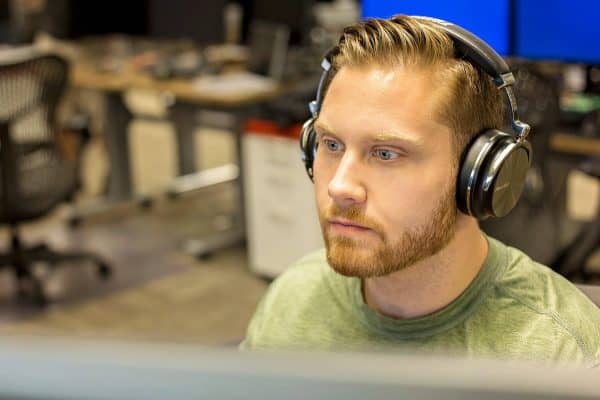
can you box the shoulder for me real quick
[241,248,347,349]
[260,248,356,317]
[265,248,331,299]
[489,238,600,365]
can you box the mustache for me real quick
[323,205,383,232]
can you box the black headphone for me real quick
[300,16,532,220]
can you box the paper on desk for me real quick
[192,72,277,98]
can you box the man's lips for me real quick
[328,219,372,231]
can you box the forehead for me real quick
[318,65,451,144]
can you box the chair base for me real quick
[0,229,111,306]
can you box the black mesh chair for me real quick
[0,49,111,305]
[552,157,600,282]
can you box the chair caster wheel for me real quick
[166,190,180,201]
[196,252,213,261]
[97,263,112,279]
[138,196,154,210]
[68,215,82,229]
[17,277,47,306]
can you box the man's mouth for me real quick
[328,218,372,231]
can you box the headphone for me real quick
[300,16,532,220]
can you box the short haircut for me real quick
[329,14,504,159]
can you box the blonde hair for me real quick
[331,15,504,158]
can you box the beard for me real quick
[319,184,457,279]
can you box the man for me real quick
[241,15,600,366]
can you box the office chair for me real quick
[0,49,111,305]
[552,157,600,282]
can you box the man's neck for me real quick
[363,217,489,320]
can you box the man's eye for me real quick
[373,149,398,161]
[324,139,341,152]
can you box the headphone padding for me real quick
[300,118,318,180]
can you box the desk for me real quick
[71,64,285,200]
[70,63,286,256]
[549,133,600,157]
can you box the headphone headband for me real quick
[309,16,530,141]
[309,47,337,118]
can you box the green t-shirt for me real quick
[241,237,600,367]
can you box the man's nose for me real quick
[328,152,367,207]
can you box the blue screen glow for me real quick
[516,0,600,63]
[360,0,510,56]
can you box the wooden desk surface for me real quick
[549,133,600,157]
[71,64,285,108]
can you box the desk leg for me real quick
[231,109,247,234]
[170,103,197,176]
[104,92,134,201]
[175,108,248,259]
[69,92,136,225]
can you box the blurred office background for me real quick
[0,0,597,345]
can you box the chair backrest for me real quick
[576,284,600,308]
[0,48,69,221]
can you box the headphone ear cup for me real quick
[457,130,512,218]
[458,129,532,219]
[479,138,531,219]
[300,118,317,181]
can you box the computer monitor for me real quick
[45,0,226,45]
[0,336,598,400]
[63,0,150,38]
[515,0,600,64]
[246,20,290,80]
[360,0,511,56]
[250,0,315,45]
[148,0,226,45]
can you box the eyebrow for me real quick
[372,133,422,147]
[314,121,422,148]
[313,120,334,135]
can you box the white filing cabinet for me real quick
[242,126,324,278]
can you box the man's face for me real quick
[313,65,459,278]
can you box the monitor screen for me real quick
[360,0,511,56]
[0,337,599,400]
[515,0,600,63]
